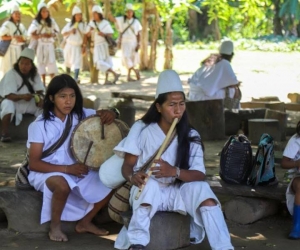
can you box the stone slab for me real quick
[122,211,190,250]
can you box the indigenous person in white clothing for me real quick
[109,3,142,81]
[27,74,116,242]
[0,48,44,142]
[282,121,300,239]
[61,6,86,84]
[28,2,59,85]
[188,40,240,107]
[86,5,120,85]
[0,4,27,79]
[114,70,234,250]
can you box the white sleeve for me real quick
[102,21,113,34]
[115,16,123,32]
[283,136,300,160]
[61,23,71,34]
[28,21,38,35]
[85,21,94,33]
[0,70,18,97]
[0,21,11,36]
[114,120,146,157]
[133,19,142,35]
[52,19,60,33]
[20,23,27,36]
[32,74,45,92]
[83,108,96,117]
[188,130,206,174]
[27,121,45,144]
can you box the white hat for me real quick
[10,4,20,14]
[72,6,82,16]
[20,48,35,61]
[219,40,234,55]
[155,70,184,98]
[92,5,103,14]
[125,3,134,11]
[37,2,47,12]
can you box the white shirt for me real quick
[114,120,205,184]
[188,59,238,101]
[86,20,113,46]
[61,22,86,46]
[115,17,142,42]
[0,68,44,97]
[0,20,27,45]
[28,18,59,44]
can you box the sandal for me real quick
[128,244,145,250]
[1,134,11,143]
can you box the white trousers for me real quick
[93,43,113,73]
[114,179,234,250]
[0,99,41,126]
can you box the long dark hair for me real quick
[124,12,137,21]
[71,15,83,26]
[42,74,85,124]
[13,57,37,93]
[94,13,104,21]
[201,53,234,66]
[141,92,203,171]
[35,8,52,27]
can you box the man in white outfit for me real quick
[113,70,234,250]
[0,48,44,142]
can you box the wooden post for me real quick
[163,18,173,69]
[149,7,160,71]
[140,0,149,70]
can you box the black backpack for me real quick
[220,134,253,184]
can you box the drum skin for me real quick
[70,115,129,170]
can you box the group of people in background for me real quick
[0,2,142,86]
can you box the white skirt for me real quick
[28,170,112,224]
[64,42,82,69]
[36,42,56,65]
[121,39,139,69]
[0,43,22,79]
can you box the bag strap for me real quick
[41,114,73,158]
[121,18,135,36]
[13,22,23,35]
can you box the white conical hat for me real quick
[10,4,20,14]
[155,70,184,98]
[72,6,82,16]
[20,48,35,61]
[92,5,103,14]
[125,3,133,10]
[38,2,47,12]
[219,40,234,55]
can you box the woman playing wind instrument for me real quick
[113,70,234,250]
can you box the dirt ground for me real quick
[1,49,300,249]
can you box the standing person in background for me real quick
[61,6,86,84]
[86,5,120,85]
[109,3,142,82]
[0,4,27,79]
[28,1,59,86]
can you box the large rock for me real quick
[122,211,190,250]
[0,187,112,233]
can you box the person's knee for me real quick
[200,198,218,207]
[46,176,70,194]
[293,179,300,194]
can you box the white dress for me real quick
[0,21,27,79]
[113,121,232,250]
[86,20,113,73]
[115,17,142,69]
[0,68,44,125]
[283,134,300,215]
[28,18,59,75]
[61,22,86,70]
[188,59,238,101]
[27,108,112,224]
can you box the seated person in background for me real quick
[188,40,240,106]
[282,121,300,239]
[0,48,44,142]
[114,70,234,250]
[27,74,116,242]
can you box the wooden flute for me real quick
[135,117,179,200]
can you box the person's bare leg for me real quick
[41,74,46,86]
[46,176,71,242]
[127,67,135,82]
[1,114,11,136]
[75,190,113,235]
[133,68,140,80]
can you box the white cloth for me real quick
[28,19,59,74]
[62,22,86,69]
[86,20,113,73]
[27,108,112,224]
[114,121,233,249]
[283,134,300,215]
[188,59,238,101]
[0,68,44,125]
[115,17,142,69]
[0,21,27,79]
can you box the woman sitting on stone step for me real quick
[282,121,300,239]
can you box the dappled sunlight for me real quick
[99,234,118,241]
[230,232,267,241]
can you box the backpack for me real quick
[247,133,278,186]
[220,134,253,184]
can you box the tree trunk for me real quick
[148,7,160,71]
[140,0,149,70]
[273,0,283,35]
[163,18,173,70]
[188,9,199,41]
[102,0,111,19]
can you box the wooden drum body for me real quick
[70,115,129,170]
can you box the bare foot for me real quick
[135,69,140,80]
[127,77,136,82]
[113,73,121,84]
[75,222,109,236]
[48,227,68,242]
